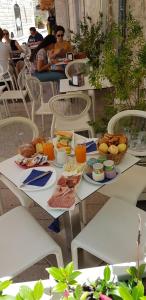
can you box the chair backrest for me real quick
[108,110,146,156]
[49,92,91,120]
[0,117,39,160]
[17,67,27,90]
[25,75,43,121]
[65,59,90,80]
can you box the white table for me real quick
[0,151,139,242]
[60,76,112,121]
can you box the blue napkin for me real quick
[86,141,97,153]
[23,169,53,187]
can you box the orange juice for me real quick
[43,142,55,160]
[75,144,86,163]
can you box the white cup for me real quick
[56,148,67,165]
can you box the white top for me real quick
[0,41,10,73]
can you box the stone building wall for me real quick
[0,0,35,38]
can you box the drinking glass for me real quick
[75,144,86,163]
[43,140,55,161]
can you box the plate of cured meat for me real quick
[48,174,81,210]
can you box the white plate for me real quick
[19,166,56,192]
[83,168,121,186]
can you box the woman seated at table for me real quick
[3,29,24,54]
[30,34,66,82]
[3,29,24,74]
[49,25,73,60]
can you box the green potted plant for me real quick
[71,15,104,67]
[91,13,146,110]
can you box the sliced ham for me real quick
[48,186,75,208]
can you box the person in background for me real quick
[0,27,10,73]
[49,25,72,60]
[47,9,56,34]
[30,34,66,82]
[3,29,24,53]
[28,27,43,47]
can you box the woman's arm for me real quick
[36,58,50,72]
[15,41,24,53]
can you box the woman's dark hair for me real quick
[55,25,65,34]
[0,28,4,40]
[30,34,56,62]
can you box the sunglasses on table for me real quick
[57,34,64,37]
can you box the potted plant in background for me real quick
[88,13,146,135]
[71,15,105,67]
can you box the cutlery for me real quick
[20,170,52,188]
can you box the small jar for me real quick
[97,155,107,164]
[92,171,105,182]
[103,160,115,171]
[105,169,117,179]
[93,163,104,174]
[92,163,105,182]
[86,158,98,175]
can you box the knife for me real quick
[20,170,52,188]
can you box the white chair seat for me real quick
[100,165,146,206]
[0,206,63,278]
[36,103,52,115]
[55,114,91,132]
[0,90,27,99]
[71,197,146,269]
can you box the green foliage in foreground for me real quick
[0,262,146,300]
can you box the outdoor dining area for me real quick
[1,1,146,299]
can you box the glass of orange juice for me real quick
[43,141,55,161]
[75,144,86,163]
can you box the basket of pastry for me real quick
[97,133,128,164]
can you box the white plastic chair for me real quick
[100,110,146,205]
[71,197,146,269]
[65,59,89,80]
[0,205,63,278]
[0,68,30,118]
[107,110,146,157]
[25,75,54,130]
[49,92,94,137]
[0,117,39,210]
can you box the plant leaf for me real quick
[127,267,137,278]
[53,282,67,293]
[19,286,34,300]
[69,271,81,282]
[118,285,133,300]
[65,262,74,277]
[33,281,44,300]
[80,292,89,300]
[132,281,144,300]
[0,281,13,292]
[46,267,65,281]
[104,266,111,282]
[74,285,82,299]
[138,264,146,279]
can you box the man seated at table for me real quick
[28,27,43,48]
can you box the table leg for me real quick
[63,204,81,246]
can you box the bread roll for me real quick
[19,144,36,158]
